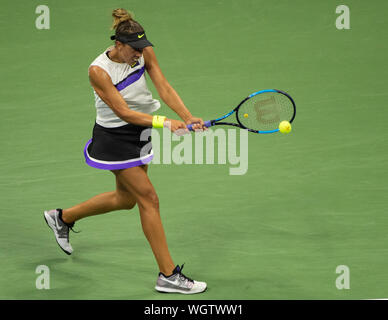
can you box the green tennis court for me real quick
[1,0,387,300]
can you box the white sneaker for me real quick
[43,209,75,255]
[155,264,207,294]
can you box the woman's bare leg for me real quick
[61,172,137,224]
[112,166,175,275]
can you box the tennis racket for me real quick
[187,89,296,134]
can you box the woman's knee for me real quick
[111,167,158,210]
[115,190,137,210]
[138,189,159,210]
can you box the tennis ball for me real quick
[244,113,249,118]
[279,121,292,134]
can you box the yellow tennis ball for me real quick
[244,113,249,118]
[279,121,292,134]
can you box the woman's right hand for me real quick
[163,118,189,135]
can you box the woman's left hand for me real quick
[185,116,208,131]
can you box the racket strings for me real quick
[237,92,294,132]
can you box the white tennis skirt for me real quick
[83,122,153,170]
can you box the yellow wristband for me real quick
[152,115,166,128]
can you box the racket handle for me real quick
[187,120,212,131]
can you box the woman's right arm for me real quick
[88,66,187,132]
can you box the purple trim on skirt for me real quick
[115,66,145,91]
[83,139,153,170]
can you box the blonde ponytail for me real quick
[111,8,134,30]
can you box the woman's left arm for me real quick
[143,47,205,130]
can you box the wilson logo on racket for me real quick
[254,98,280,125]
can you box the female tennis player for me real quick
[44,8,207,294]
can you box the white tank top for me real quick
[89,47,161,128]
